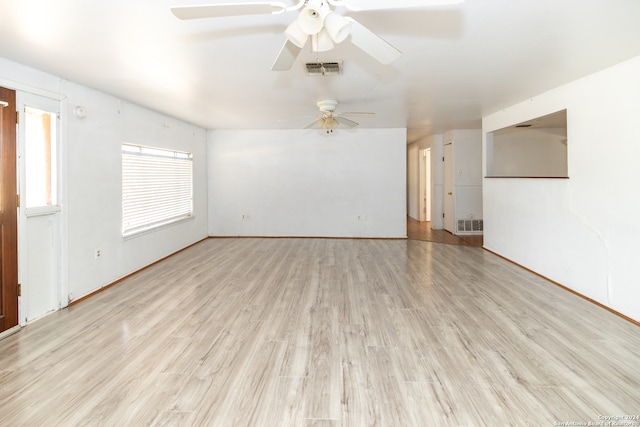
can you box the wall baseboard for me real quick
[69,237,209,307]
[207,235,408,240]
[0,325,21,342]
[483,247,639,327]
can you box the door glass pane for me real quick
[25,106,57,208]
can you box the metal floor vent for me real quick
[305,62,342,76]
[457,219,483,233]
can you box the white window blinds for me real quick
[122,144,193,237]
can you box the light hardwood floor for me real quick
[1,238,639,426]
[406,217,483,247]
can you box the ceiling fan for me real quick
[304,99,375,133]
[171,0,464,71]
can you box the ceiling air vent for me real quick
[305,62,342,76]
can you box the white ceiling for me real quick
[1,0,639,143]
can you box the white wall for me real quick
[483,54,640,322]
[446,129,483,226]
[63,83,209,302]
[1,57,208,320]
[407,143,420,220]
[208,129,407,238]
[430,135,444,230]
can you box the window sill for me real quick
[122,215,195,240]
[484,176,569,179]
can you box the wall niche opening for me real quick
[486,109,568,178]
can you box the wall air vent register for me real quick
[305,62,342,76]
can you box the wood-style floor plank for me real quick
[1,237,639,426]
[407,217,483,247]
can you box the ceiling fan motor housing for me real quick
[317,99,338,112]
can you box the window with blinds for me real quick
[122,143,193,237]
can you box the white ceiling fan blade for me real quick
[304,118,325,129]
[345,17,402,65]
[335,116,359,128]
[271,39,303,71]
[338,112,376,117]
[171,2,287,20]
[342,0,463,12]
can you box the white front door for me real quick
[17,92,64,323]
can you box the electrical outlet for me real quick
[95,248,102,260]
[356,214,365,221]
[241,214,250,220]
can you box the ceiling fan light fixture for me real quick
[324,12,352,43]
[285,21,309,48]
[312,29,334,52]
[324,117,338,130]
[298,0,330,35]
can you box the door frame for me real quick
[0,86,18,335]
[0,77,68,327]
[443,142,455,233]
[418,148,432,222]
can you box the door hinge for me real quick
[442,156,445,162]
[17,283,21,297]
[443,213,445,218]
[16,194,20,208]
[16,111,19,124]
